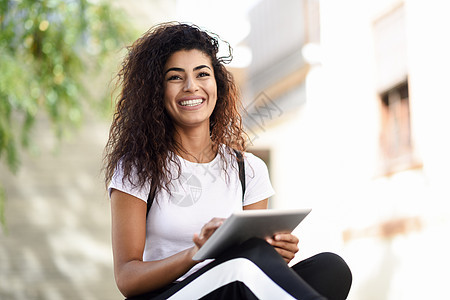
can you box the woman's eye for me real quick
[198,72,210,78]
[167,75,181,81]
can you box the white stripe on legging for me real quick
[168,258,296,300]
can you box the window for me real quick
[378,81,419,174]
[373,5,421,175]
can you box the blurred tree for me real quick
[0,0,133,228]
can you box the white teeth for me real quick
[180,99,203,106]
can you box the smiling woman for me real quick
[103,22,352,299]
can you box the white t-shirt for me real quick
[108,147,275,280]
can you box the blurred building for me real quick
[2,0,449,299]
[243,0,450,299]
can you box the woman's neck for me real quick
[173,125,217,163]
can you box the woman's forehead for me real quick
[165,49,213,69]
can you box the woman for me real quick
[104,22,352,299]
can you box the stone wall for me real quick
[0,115,122,300]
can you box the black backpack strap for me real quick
[233,149,246,202]
[146,150,246,217]
[146,179,156,217]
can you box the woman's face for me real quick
[163,49,217,130]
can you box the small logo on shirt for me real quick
[171,172,202,207]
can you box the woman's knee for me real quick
[292,252,352,299]
[318,252,352,281]
[307,252,352,284]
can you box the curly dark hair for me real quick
[103,22,247,193]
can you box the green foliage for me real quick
[0,0,134,227]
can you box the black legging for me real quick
[129,238,352,299]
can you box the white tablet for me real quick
[192,208,312,261]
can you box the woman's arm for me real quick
[111,189,199,297]
[243,198,268,210]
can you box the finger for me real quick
[273,246,296,263]
[202,218,225,232]
[266,237,274,244]
[273,233,299,253]
[206,217,226,226]
[196,218,225,246]
[193,231,213,249]
[265,238,297,263]
[200,220,223,238]
[193,233,202,248]
[268,239,299,254]
[206,219,224,229]
[274,233,299,244]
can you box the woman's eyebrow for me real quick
[193,64,212,71]
[165,67,184,74]
[165,65,212,74]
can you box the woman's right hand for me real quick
[192,218,225,254]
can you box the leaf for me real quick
[0,0,135,228]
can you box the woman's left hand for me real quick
[266,233,299,264]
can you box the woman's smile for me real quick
[178,97,206,108]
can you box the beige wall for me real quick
[247,0,450,299]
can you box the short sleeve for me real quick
[242,152,275,206]
[108,162,150,203]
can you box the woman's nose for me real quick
[183,76,199,92]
